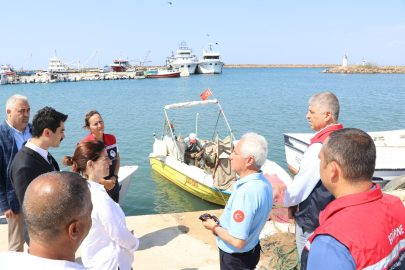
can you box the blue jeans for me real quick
[296,223,314,260]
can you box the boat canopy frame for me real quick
[162,99,235,161]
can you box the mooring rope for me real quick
[259,243,299,270]
[259,205,300,270]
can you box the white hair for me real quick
[240,132,268,170]
[309,92,340,122]
[6,94,28,111]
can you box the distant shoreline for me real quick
[28,64,405,73]
[223,64,340,68]
[321,65,405,74]
[222,64,405,73]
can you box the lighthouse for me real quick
[362,58,365,65]
[342,55,348,67]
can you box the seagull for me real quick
[168,2,172,4]
[207,34,209,37]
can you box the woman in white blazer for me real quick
[63,140,139,270]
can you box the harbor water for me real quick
[1,68,404,216]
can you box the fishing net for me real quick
[213,158,236,190]
[259,221,300,270]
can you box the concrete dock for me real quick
[3,190,402,269]
[0,209,293,269]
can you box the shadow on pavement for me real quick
[137,225,189,251]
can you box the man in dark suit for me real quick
[10,106,68,245]
[0,95,32,252]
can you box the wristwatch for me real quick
[113,174,119,181]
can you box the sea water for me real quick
[1,68,404,216]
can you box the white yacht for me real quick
[166,41,198,74]
[196,44,224,74]
[47,55,70,73]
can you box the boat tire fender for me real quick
[382,174,405,192]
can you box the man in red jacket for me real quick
[301,128,405,269]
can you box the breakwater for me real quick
[9,71,142,84]
[223,64,340,68]
[321,66,405,74]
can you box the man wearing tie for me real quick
[10,106,68,245]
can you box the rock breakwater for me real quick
[322,66,405,74]
[223,64,339,68]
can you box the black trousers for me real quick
[111,192,120,204]
[219,242,261,270]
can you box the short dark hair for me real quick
[82,110,101,129]
[32,107,68,138]
[322,128,376,183]
[63,140,106,175]
[23,171,90,242]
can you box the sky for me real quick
[1,0,404,70]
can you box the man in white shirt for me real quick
[0,171,93,270]
[283,92,343,258]
[10,106,68,245]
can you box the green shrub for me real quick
[357,61,379,69]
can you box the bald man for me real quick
[0,171,93,270]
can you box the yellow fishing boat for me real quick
[149,99,292,206]
[150,155,231,206]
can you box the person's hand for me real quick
[4,209,17,219]
[201,217,219,230]
[101,179,115,191]
[196,153,201,159]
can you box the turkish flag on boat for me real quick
[200,88,212,100]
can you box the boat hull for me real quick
[117,165,138,205]
[196,61,224,74]
[149,157,230,206]
[0,75,7,85]
[147,72,180,78]
[284,132,405,181]
[169,62,197,74]
[112,66,127,72]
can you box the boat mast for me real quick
[196,113,200,137]
[217,100,235,142]
[97,37,99,70]
[163,109,183,161]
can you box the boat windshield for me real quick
[204,56,219,60]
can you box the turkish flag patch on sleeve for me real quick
[233,210,245,222]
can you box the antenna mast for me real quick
[97,37,99,69]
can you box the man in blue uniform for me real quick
[201,132,273,270]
